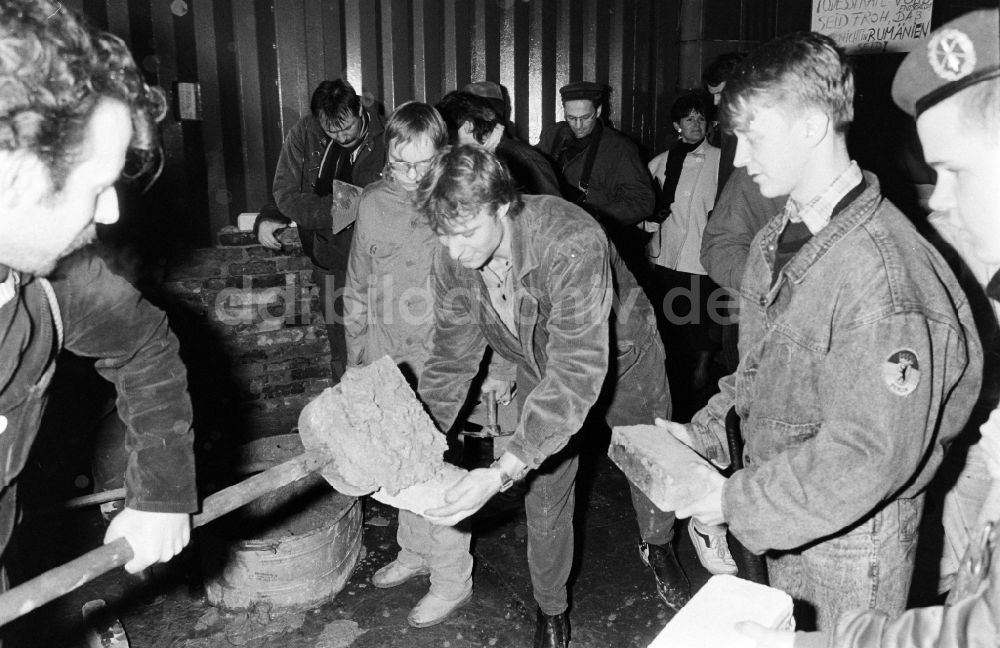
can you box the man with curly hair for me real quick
[0,0,197,594]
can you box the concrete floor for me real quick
[3,433,716,648]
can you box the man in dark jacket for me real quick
[0,0,197,589]
[436,90,561,197]
[414,146,687,648]
[257,80,387,380]
[536,82,656,274]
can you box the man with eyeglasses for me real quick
[343,102,474,629]
[536,81,656,275]
[258,80,387,381]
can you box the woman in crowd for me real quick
[644,92,722,402]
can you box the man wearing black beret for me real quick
[536,81,657,275]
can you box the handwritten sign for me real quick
[812,0,934,54]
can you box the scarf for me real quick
[652,138,702,223]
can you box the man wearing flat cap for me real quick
[537,81,657,274]
[738,10,1000,648]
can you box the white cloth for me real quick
[645,140,720,274]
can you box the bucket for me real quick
[199,433,363,611]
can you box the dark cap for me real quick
[463,81,508,121]
[892,9,1000,117]
[463,81,503,101]
[559,81,606,103]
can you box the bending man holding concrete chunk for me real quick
[658,32,982,631]
[413,145,686,648]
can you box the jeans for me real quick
[525,336,676,615]
[767,495,923,631]
[395,510,473,599]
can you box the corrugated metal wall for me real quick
[68,0,994,245]
[71,0,685,244]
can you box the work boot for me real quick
[638,541,691,611]
[533,607,569,648]
[370,560,429,588]
[687,519,738,575]
[406,588,473,628]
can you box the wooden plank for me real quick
[304,0,327,95]
[453,0,472,90]
[274,0,309,128]
[412,0,427,102]
[554,0,571,119]
[356,0,381,107]
[582,0,598,82]
[608,0,624,135]
[422,0,444,102]
[472,0,487,84]
[233,0,268,209]
[618,0,635,137]
[380,0,397,110]
[443,0,457,94]
[253,0,283,184]
[343,0,364,95]
[194,0,234,232]
[322,0,345,80]
[527,0,544,144]
[105,0,131,44]
[499,0,516,128]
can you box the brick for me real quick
[607,425,716,512]
[277,256,315,272]
[291,364,331,381]
[217,228,259,247]
[228,259,277,275]
[262,381,307,399]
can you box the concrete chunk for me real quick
[298,356,448,496]
[608,424,714,512]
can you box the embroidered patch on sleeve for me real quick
[883,349,920,396]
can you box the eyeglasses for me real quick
[387,156,436,175]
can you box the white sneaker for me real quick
[370,560,430,588]
[406,588,473,628]
[687,520,738,575]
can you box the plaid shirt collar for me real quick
[783,161,863,235]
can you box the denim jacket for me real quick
[419,195,660,468]
[0,253,197,554]
[688,173,982,553]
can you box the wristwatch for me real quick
[490,459,519,493]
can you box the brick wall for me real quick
[160,227,332,443]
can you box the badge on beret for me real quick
[883,349,920,396]
[928,28,977,82]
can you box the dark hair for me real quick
[0,0,165,189]
[384,101,448,150]
[310,79,361,126]
[436,91,500,144]
[416,145,523,234]
[670,92,708,123]
[703,52,744,87]
[720,32,854,134]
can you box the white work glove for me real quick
[104,508,191,574]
